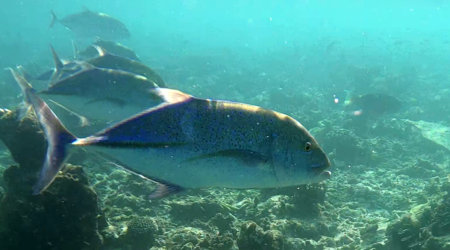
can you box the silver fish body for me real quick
[50,7,130,40]
[21,46,162,126]
[10,68,331,198]
[82,96,331,190]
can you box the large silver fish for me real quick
[10,69,331,199]
[50,6,131,41]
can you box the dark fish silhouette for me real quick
[86,46,165,87]
[10,68,331,198]
[21,45,165,87]
[50,6,131,41]
[344,93,402,116]
[74,38,140,61]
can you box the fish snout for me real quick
[310,154,332,179]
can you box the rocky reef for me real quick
[0,108,106,250]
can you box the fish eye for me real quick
[304,142,312,152]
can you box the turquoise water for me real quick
[0,1,449,249]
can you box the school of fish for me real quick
[4,6,332,199]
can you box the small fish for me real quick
[10,68,331,199]
[50,6,131,41]
[74,38,140,61]
[344,92,402,116]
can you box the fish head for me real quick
[271,117,331,186]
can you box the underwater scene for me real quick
[0,0,449,249]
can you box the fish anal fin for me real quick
[148,183,184,199]
[150,88,192,104]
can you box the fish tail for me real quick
[49,10,58,28]
[9,68,78,195]
[343,90,356,106]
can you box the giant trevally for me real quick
[22,45,166,88]
[50,6,131,41]
[10,68,331,199]
[16,47,162,127]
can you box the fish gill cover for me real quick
[0,0,449,250]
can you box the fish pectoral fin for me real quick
[148,182,184,199]
[150,88,193,104]
[184,149,269,168]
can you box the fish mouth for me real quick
[311,158,332,180]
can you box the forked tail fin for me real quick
[49,10,58,28]
[8,68,77,194]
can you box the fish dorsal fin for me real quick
[49,45,64,70]
[150,88,192,104]
[92,45,108,57]
[49,45,64,86]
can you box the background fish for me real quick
[20,44,165,87]
[74,38,141,61]
[87,46,166,87]
[38,62,161,125]
[344,93,402,116]
[10,68,331,198]
[49,6,131,41]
